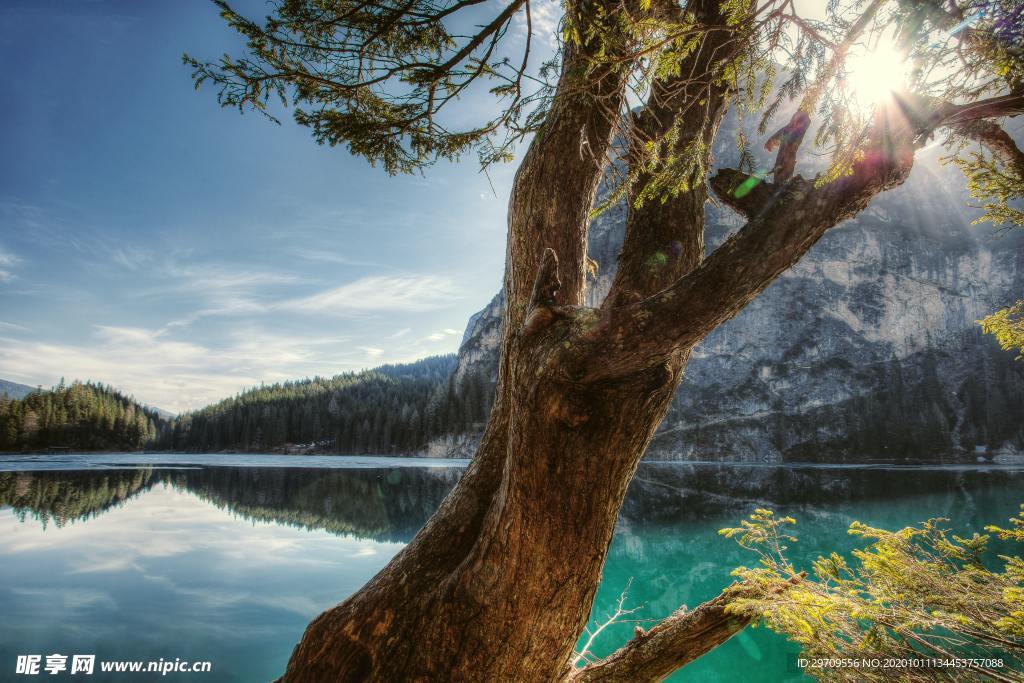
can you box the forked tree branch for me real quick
[571,594,743,682]
[577,91,1023,382]
[605,0,747,308]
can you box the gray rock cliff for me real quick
[449,124,1024,462]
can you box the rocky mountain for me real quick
[448,125,1024,462]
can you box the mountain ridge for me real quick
[0,379,37,400]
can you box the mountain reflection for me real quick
[1,463,1020,539]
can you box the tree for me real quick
[187,0,1024,680]
[721,507,1024,682]
[981,300,1024,359]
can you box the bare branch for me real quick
[572,575,803,682]
[573,578,647,668]
[938,92,1024,128]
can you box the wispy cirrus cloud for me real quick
[138,261,305,326]
[135,257,461,324]
[422,328,463,342]
[108,245,154,271]
[288,248,382,269]
[0,245,20,282]
[282,275,462,315]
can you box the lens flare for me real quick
[844,41,906,106]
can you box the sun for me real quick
[844,40,906,106]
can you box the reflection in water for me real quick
[1,462,1022,682]
[5,462,1016,535]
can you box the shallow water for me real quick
[1,455,1021,681]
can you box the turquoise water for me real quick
[0,455,1021,681]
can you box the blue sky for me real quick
[0,0,539,413]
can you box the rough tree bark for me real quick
[274,2,1024,680]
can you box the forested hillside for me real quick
[163,355,492,454]
[0,381,169,452]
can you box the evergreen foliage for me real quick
[164,354,493,454]
[722,508,1024,681]
[0,380,168,452]
[980,300,1024,359]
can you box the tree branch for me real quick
[578,103,921,382]
[765,0,884,183]
[604,3,749,308]
[571,575,803,682]
[953,118,1024,173]
[707,168,780,219]
[502,0,637,330]
[574,89,1024,382]
[938,92,1024,128]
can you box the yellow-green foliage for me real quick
[953,152,1024,230]
[979,301,1024,360]
[721,508,1024,681]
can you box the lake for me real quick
[2,454,1022,681]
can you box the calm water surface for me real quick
[1,454,1022,682]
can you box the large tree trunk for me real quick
[274,1,948,678]
[275,14,679,680]
[274,9,708,677]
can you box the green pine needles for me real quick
[721,508,1024,681]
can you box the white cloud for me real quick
[108,246,153,271]
[516,0,562,48]
[422,327,464,342]
[282,275,462,315]
[288,248,381,269]
[387,327,411,339]
[143,261,304,326]
[0,246,20,282]
[0,326,372,413]
[144,258,462,324]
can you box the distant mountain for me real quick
[148,406,176,420]
[0,378,38,400]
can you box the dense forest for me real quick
[3,341,1019,458]
[0,356,492,455]
[0,381,169,452]
[162,355,493,454]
